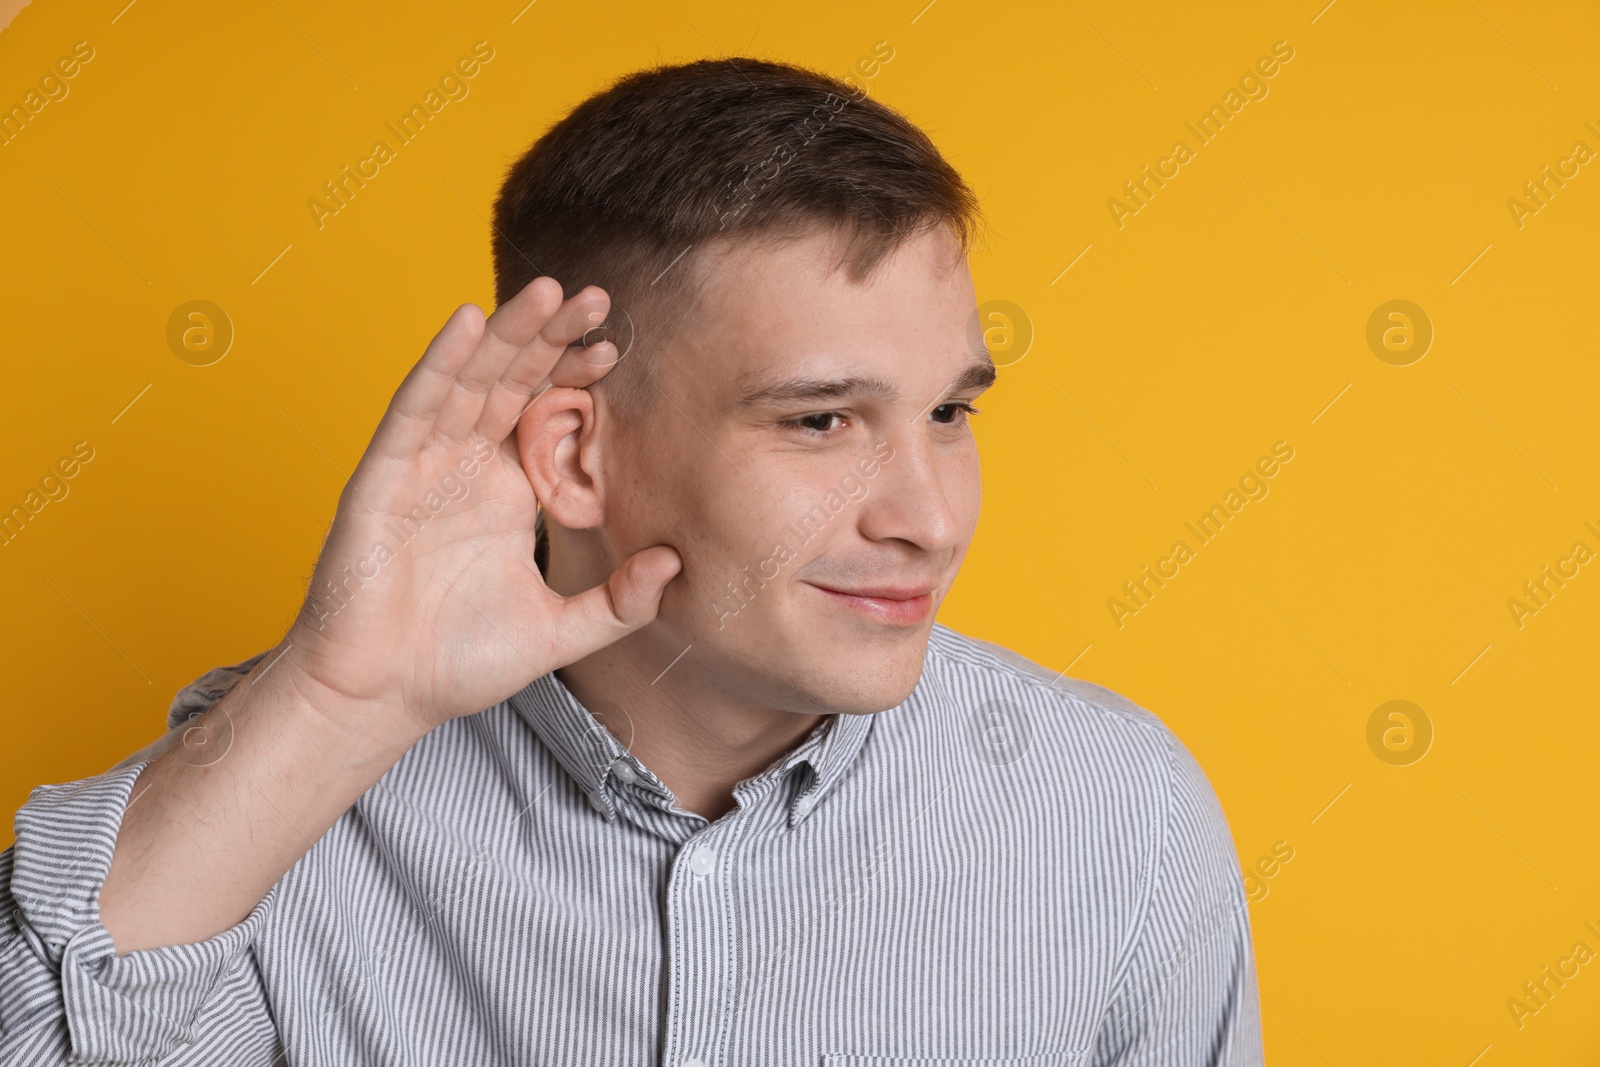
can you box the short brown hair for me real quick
[490,56,983,572]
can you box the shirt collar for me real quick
[507,670,875,830]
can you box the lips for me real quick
[807,582,936,625]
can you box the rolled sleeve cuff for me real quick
[9,762,278,1063]
[58,889,275,1062]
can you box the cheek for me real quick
[698,479,814,562]
[610,439,769,572]
[600,435,693,551]
[949,442,984,527]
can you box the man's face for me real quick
[598,223,992,716]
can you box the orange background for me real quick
[3,1,1599,1063]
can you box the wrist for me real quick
[233,646,430,773]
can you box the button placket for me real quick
[662,825,731,1067]
[663,771,790,1067]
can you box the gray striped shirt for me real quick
[1,622,1263,1065]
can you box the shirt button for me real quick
[682,1059,707,1067]
[588,791,609,814]
[687,845,717,876]
[610,757,637,784]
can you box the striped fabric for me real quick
[0,622,1263,1065]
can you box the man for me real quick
[0,57,1262,1065]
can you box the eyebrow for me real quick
[736,356,997,408]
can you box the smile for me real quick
[806,582,935,625]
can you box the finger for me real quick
[471,286,619,442]
[477,338,622,446]
[484,300,636,437]
[545,300,637,389]
[367,303,487,463]
[547,545,683,664]
[433,277,567,445]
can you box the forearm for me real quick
[99,642,426,954]
[85,277,668,957]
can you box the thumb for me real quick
[551,544,684,659]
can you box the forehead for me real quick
[675,225,976,388]
[693,224,970,311]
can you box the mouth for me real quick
[805,582,936,626]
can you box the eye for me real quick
[931,401,981,426]
[782,411,849,437]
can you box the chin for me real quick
[677,588,935,712]
[796,642,930,715]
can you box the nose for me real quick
[852,430,970,557]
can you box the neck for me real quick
[554,635,827,821]
[546,535,826,821]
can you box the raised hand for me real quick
[279,276,682,737]
[98,277,681,954]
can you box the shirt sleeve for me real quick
[164,649,271,732]
[0,658,285,1065]
[1090,728,1265,1067]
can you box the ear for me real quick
[518,387,606,531]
